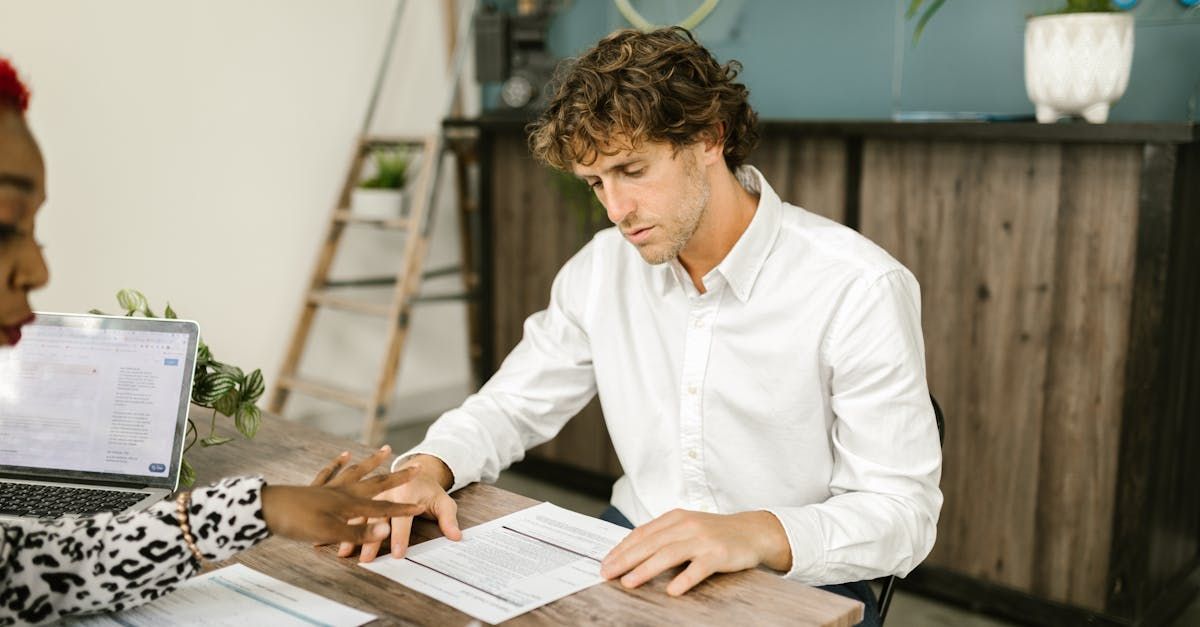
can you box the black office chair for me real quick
[876,394,945,624]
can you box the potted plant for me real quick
[92,289,264,487]
[908,0,1135,123]
[352,146,411,218]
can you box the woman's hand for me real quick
[260,446,421,545]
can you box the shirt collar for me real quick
[714,165,782,303]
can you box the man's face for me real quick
[573,140,711,265]
[0,108,49,346]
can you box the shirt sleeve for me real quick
[393,242,599,492]
[0,476,270,626]
[765,268,943,585]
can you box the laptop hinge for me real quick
[0,472,152,490]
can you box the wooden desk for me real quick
[188,413,863,626]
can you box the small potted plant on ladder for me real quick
[351,145,412,218]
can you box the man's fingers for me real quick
[344,466,418,499]
[618,540,692,589]
[341,520,392,546]
[338,516,366,557]
[666,559,715,596]
[602,526,675,580]
[311,451,350,486]
[618,508,679,543]
[430,493,462,540]
[328,445,392,487]
[391,515,415,558]
[358,517,388,562]
[354,499,423,519]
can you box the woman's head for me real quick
[0,58,50,345]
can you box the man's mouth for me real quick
[624,225,655,244]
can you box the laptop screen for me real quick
[0,313,199,490]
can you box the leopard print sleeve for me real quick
[0,476,270,626]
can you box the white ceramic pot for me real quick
[1025,12,1134,124]
[351,187,405,219]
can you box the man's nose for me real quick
[603,183,635,225]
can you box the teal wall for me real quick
[485,0,1200,121]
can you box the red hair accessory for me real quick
[0,58,31,113]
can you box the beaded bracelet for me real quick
[175,491,204,564]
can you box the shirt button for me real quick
[688,450,698,459]
[693,317,705,328]
[687,385,697,395]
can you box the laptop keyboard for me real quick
[0,482,146,518]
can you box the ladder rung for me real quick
[333,210,410,230]
[307,291,393,316]
[412,292,474,304]
[363,135,427,148]
[324,276,397,289]
[277,375,370,409]
[422,265,464,280]
[323,266,465,289]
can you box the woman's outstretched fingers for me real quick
[310,451,350,486]
[346,466,418,499]
[327,445,392,487]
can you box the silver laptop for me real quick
[0,312,199,521]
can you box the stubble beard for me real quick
[631,156,711,265]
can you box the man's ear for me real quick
[699,123,726,166]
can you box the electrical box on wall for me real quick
[475,1,559,114]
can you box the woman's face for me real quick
[0,108,49,345]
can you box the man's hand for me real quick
[339,453,462,562]
[600,509,792,596]
[259,447,422,545]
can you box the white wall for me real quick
[0,0,477,439]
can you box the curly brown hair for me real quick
[527,26,758,171]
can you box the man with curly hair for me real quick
[363,27,942,624]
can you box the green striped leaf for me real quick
[213,388,240,417]
[191,373,218,405]
[196,343,212,368]
[235,403,262,439]
[116,289,141,314]
[211,362,244,380]
[242,369,265,404]
[206,372,238,400]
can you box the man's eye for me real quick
[589,180,603,189]
[625,169,644,178]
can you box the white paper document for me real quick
[66,563,376,627]
[360,502,632,624]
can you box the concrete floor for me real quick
[387,420,1199,627]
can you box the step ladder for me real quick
[268,0,476,444]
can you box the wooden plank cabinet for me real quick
[451,117,1200,626]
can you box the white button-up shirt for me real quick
[399,166,943,585]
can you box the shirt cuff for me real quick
[188,476,271,561]
[391,437,477,493]
[762,506,826,584]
